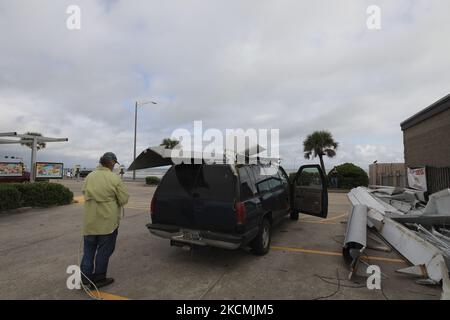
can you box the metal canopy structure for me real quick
[128,144,278,171]
[0,132,68,182]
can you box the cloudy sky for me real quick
[1,0,449,171]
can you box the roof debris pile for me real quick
[345,186,450,299]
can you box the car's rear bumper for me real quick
[147,223,258,250]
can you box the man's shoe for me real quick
[81,279,94,290]
[94,277,114,289]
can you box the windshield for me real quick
[158,164,236,201]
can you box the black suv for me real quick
[147,163,328,255]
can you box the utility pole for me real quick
[133,101,138,180]
[133,101,157,180]
[30,137,37,182]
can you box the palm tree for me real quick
[20,132,46,150]
[303,130,338,174]
[160,138,180,149]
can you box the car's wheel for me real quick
[251,218,271,255]
[290,211,299,220]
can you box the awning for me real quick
[128,144,275,171]
[128,146,175,171]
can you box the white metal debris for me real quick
[343,204,368,265]
[345,186,450,299]
[424,188,450,216]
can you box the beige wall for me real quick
[369,163,406,187]
[403,107,450,168]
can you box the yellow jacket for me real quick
[82,166,129,235]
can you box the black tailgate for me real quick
[152,165,238,233]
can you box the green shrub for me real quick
[0,182,73,212]
[288,171,321,185]
[0,185,22,212]
[145,176,161,185]
[20,182,73,207]
[328,163,369,189]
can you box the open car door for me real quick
[291,165,328,218]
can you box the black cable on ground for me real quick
[313,268,341,300]
[362,253,390,300]
[331,235,345,246]
[314,274,366,289]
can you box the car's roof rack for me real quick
[128,145,280,171]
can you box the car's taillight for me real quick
[235,201,246,225]
[150,196,156,217]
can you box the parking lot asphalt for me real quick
[0,179,442,300]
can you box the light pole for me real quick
[133,100,157,180]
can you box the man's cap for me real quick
[101,152,120,165]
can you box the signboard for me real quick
[0,162,24,177]
[407,167,427,191]
[35,162,64,179]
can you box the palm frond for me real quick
[325,148,336,158]
[302,130,338,161]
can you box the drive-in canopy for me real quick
[0,132,68,182]
[128,145,277,171]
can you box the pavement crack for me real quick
[199,270,227,300]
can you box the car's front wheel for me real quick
[251,218,271,255]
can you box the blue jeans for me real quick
[80,228,118,283]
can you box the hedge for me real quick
[328,163,369,189]
[0,182,73,212]
[0,185,22,211]
[145,176,161,185]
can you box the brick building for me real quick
[401,94,450,167]
[401,94,450,193]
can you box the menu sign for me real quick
[0,162,24,177]
[36,162,64,179]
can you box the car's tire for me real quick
[250,218,271,255]
[290,211,299,220]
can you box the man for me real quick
[80,152,129,289]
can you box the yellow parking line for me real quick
[301,221,340,225]
[301,213,347,223]
[125,206,149,211]
[360,256,407,264]
[73,196,147,210]
[319,213,348,222]
[91,291,130,300]
[271,246,406,264]
[73,196,85,204]
[272,246,341,257]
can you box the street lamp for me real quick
[133,100,157,180]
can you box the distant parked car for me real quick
[0,171,30,183]
[79,170,92,178]
[147,163,328,255]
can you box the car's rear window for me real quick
[158,164,236,201]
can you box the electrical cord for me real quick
[331,235,345,246]
[314,274,366,289]
[362,254,390,300]
[313,268,341,300]
[77,236,102,300]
